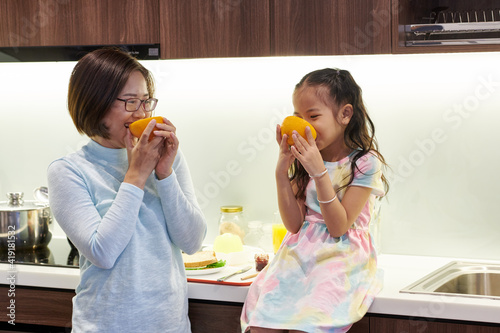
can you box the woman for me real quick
[48,48,206,332]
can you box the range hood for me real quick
[0,44,160,62]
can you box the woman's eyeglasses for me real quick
[116,98,158,112]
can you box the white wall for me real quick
[1,52,499,260]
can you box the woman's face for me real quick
[93,70,151,149]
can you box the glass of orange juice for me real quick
[272,224,287,253]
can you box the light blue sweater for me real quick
[47,139,207,333]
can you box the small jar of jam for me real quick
[254,253,269,271]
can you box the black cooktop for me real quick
[0,237,79,268]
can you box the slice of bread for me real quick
[182,251,218,268]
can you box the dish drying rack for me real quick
[405,8,500,46]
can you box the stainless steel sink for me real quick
[400,261,500,300]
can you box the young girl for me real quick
[241,68,389,333]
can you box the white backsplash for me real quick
[1,52,499,260]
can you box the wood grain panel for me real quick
[0,0,42,47]
[0,285,74,328]
[1,286,500,333]
[349,316,371,333]
[188,300,243,333]
[0,0,159,47]
[371,316,410,333]
[271,0,392,56]
[410,320,500,333]
[159,0,270,58]
[188,301,370,333]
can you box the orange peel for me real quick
[280,116,317,145]
[129,116,164,141]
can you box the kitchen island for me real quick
[1,254,500,332]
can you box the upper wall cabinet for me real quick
[271,0,392,56]
[3,0,499,58]
[0,0,159,47]
[393,0,500,54]
[159,0,392,59]
[159,0,271,58]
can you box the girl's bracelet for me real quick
[318,195,337,204]
[309,169,328,178]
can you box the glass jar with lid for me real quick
[218,205,246,243]
[244,220,264,248]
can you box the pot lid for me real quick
[0,192,50,211]
[33,186,49,203]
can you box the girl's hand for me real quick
[275,124,295,177]
[276,124,306,234]
[124,119,163,188]
[290,126,325,176]
[152,117,179,180]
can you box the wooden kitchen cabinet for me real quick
[188,299,370,333]
[370,315,500,333]
[370,316,410,332]
[271,0,392,56]
[415,321,500,333]
[1,285,500,333]
[159,0,270,59]
[351,316,371,333]
[159,0,391,59]
[0,0,159,47]
[3,0,500,58]
[0,284,369,332]
[189,300,242,333]
[392,0,500,54]
[0,285,73,329]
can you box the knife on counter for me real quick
[217,266,252,282]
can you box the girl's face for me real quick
[292,85,352,161]
[93,70,152,148]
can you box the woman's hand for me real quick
[152,117,179,180]
[290,126,325,176]
[124,119,163,188]
[275,124,295,177]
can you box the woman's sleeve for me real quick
[156,150,207,254]
[47,160,144,269]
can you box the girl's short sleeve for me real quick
[351,152,385,197]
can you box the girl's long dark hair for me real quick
[290,68,389,200]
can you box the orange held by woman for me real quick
[128,116,164,141]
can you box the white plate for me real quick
[185,266,225,276]
[201,244,266,266]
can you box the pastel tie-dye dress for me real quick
[241,151,385,333]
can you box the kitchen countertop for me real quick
[1,254,500,324]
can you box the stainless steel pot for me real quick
[0,188,52,251]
